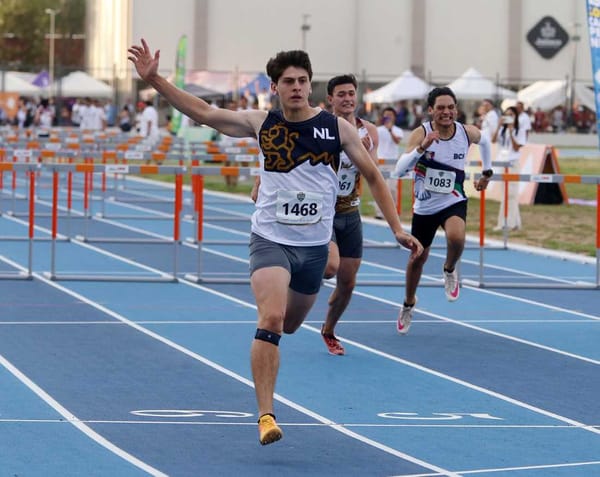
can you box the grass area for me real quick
[144,155,599,257]
[360,157,599,257]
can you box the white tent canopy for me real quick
[0,72,41,95]
[363,70,431,103]
[508,80,596,112]
[46,71,114,98]
[446,67,516,100]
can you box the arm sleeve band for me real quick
[478,133,492,170]
[393,147,422,178]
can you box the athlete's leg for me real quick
[323,241,339,279]
[443,215,466,271]
[323,256,361,334]
[250,265,289,418]
[282,289,319,334]
[405,246,429,305]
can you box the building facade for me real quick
[85,0,590,101]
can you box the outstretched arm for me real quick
[128,38,263,138]
[393,126,432,177]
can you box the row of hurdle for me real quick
[0,159,599,289]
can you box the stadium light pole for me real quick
[301,14,311,51]
[45,8,60,84]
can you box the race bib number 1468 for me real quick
[276,190,323,224]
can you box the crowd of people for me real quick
[0,95,164,139]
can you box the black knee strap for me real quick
[255,328,281,346]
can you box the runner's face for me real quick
[273,67,311,110]
[430,95,456,126]
[328,83,357,115]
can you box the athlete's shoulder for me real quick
[461,123,481,143]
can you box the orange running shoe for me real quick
[258,413,283,445]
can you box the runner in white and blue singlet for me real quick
[393,86,493,335]
[129,40,423,445]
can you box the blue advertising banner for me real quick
[586,0,600,147]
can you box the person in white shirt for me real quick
[374,107,404,218]
[516,101,532,139]
[492,106,526,231]
[90,99,107,130]
[139,100,159,139]
[78,98,94,130]
[129,39,422,446]
[34,98,55,130]
[480,98,499,141]
[393,87,493,334]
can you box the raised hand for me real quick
[127,38,160,83]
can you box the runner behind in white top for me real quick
[393,86,492,334]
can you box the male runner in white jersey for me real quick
[320,74,379,356]
[393,86,492,335]
[129,39,423,445]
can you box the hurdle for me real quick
[0,148,39,215]
[382,161,511,252]
[466,172,600,289]
[91,151,190,218]
[184,165,255,284]
[43,162,183,282]
[183,165,441,286]
[0,162,39,279]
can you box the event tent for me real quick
[446,67,517,100]
[363,70,432,103]
[510,80,596,112]
[183,83,226,101]
[0,72,42,95]
[45,71,114,98]
[140,71,269,101]
[239,72,271,97]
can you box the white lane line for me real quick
[0,352,167,476]
[1,418,597,430]
[0,255,457,477]
[393,459,600,477]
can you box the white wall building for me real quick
[86,0,590,101]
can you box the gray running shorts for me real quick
[331,210,363,259]
[249,233,328,294]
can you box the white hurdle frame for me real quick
[42,162,185,282]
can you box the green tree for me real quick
[0,0,85,71]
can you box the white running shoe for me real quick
[397,298,417,335]
[443,268,460,301]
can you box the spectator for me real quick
[139,100,159,139]
[492,106,526,231]
[119,105,132,132]
[479,98,499,141]
[533,107,547,132]
[551,106,565,133]
[516,101,531,138]
[374,107,403,219]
